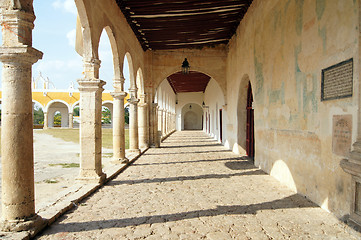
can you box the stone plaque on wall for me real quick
[321,58,353,101]
[332,115,352,156]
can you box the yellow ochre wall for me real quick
[0,91,129,109]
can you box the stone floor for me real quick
[36,131,361,239]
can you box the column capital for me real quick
[152,103,158,108]
[1,10,35,46]
[128,97,140,105]
[83,57,101,79]
[83,57,101,66]
[113,76,126,84]
[128,87,137,97]
[0,46,43,64]
[138,102,148,108]
[129,86,138,91]
[111,91,127,100]
[113,76,126,91]
[77,79,106,92]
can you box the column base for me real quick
[340,141,361,228]
[128,149,141,155]
[76,171,106,184]
[0,214,46,233]
[140,144,149,149]
[111,157,129,164]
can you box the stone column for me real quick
[128,94,140,154]
[170,113,173,131]
[43,112,48,129]
[152,103,160,147]
[158,108,163,137]
[0,8,44,231]
[111,91,128,163]
[138,101,149,149]
[162,109,167,136]
[77,77,106,183]
[68,112,73,128]
[168,112,171,133]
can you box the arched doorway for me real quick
[46,101,70,128]
[102,102,113,127]
[182,103,203,130]
[246,82,254,158]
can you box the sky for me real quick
[0,0,130,91]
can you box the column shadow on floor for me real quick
[145,150,231,156]
[107,168,266,186]
[132,158,255,169]
[39,194,318,235]
[160,143,223,148]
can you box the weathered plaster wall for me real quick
[204,79,226,143]
[175,92,203,130]
[226,0,359,218]
[148,47,227,103]
[182,103,203,130]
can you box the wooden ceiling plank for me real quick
[116,0,253,50]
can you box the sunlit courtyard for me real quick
[0,128,129,215]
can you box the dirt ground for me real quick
[0,129,116,215]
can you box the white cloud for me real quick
[52,0,77,15]
[66,29,76,47]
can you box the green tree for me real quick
[33,105,44,124]
[125,107,129,124]
[54,112,61,126]
[102,108,111,124]
[73,107,80,116]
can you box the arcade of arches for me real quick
[1,0,361,236]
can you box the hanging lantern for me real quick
[181,58,190,74]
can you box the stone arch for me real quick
[96,25,122,84]
[236,74,252,156]
[153,67,226,103]
[124,52,136,90]
[74,0,95,60]
[46,100,70,128]
[45,100,70,113]
[136,68,144,98]
[181,103,203,130]
[32,100,44,111]
[102,101,113,126]
[71,101,81,112]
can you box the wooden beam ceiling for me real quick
[167,71,211,93]
[115,0,253,50]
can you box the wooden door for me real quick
[246,82,255,158]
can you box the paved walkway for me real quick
[36,131,361,239]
